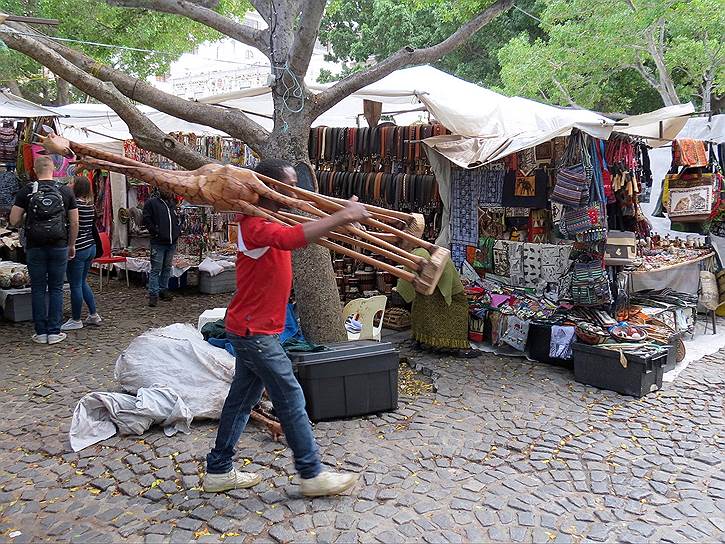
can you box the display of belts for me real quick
[310,124,447,301]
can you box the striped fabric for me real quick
[76,203,95,251]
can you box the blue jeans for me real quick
[206,333,321,479]
[26,246,68,336]
[149,243,175,296]
[66,245,97,320]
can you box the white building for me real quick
[151,12,337,100]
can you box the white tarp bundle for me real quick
[114,323,235,419]
[68,386,193,451]
[0,90,63,118]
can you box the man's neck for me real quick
[37,177,54,182]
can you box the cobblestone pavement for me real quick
[1,282,724,544]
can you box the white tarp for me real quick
[68,386,193,451]
[55,103,228,147]
[0,90,63,118]
[114,324,235,419]
[615,103,696,147]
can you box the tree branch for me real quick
[551,77,581,109]
[310,0,515,117]
[0,23,212,169]
[249,0,271,23]
[105,0,270,55]
[288,0,325,76]
[3,22,270,148]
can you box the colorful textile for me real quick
[549,325,575,359]
[450,162,505,249]
[409,290,470,349]
[673,139,708,167]
[501,315,530,351]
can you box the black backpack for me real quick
[25,182,67,245]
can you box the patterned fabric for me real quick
[0,170,19,210]
[549,325,575,359]
[450,162,505,250]
[410,291,470,349]
[518,147,537,175]
[501,315,530,351]
[451,243,468,269]
[673,139,708,167]
[551,164,590,206]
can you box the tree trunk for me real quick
[701,70,714,113]
[262,115,346,344]
[8,80,23,97]
[55,78,71,106]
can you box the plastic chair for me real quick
[91,232,128,291]
[342,295,387,341]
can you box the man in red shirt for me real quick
[205,159,370,497]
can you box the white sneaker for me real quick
[31,334,48,344]
[84,313,103,326]
[61,319,84,331]
[300,471,359,497]
[202,468,261,493]
[47,333,67,345]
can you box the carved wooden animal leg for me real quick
[275,211,419,270]
[268,211,418,284]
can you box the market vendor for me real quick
[396,226,479,358]
[204,158,369,498]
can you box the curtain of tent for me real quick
[425,147,452,247]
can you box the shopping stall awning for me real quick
[0,89,64,118]
[614,103,696,147]
[54,103,229,152]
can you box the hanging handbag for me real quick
[570,260,611,306]
[551,164,589,206]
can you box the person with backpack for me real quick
[61,176,102,331]
[9,155,79,345]
[142,188,180,307]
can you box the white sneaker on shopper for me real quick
[84,314,103,327]
[300,471,359,497]
[202,468,261,493]
[31,334,48,344]
[61,319,84,331]
[47,333,67,345]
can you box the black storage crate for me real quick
[572,343,667,398]
[527,321,574,368]
[290,340,399,421]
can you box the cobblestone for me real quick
[0,284,723,542]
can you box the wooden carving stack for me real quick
[40,133,450,295]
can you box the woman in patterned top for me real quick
[61,176,102,331]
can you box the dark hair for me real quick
[72,175,92,199]
[255,159,295,182]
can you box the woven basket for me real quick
[383,308,411,331]
[575,326,609,345]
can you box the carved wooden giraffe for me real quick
[39,133,450,295]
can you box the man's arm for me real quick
[142,201,158,237]
[301,197,370,243]
[9,205,24,227]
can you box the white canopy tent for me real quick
[0,90,63,119]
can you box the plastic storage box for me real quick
[199,270,237,294]
[527,321,574,367]
[572,343,667,397]
[289,340,399,421]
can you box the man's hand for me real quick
[301,196,372,244]
[68,246,76,260]
[339,196,370,225]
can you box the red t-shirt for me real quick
[225,215,308,337]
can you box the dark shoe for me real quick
[149,295,158,307]
[159,290,174,301]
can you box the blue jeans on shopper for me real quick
[66,245,97,321]
[148,243,175,296]
[26,246,68,336]
[206,333,322,479]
